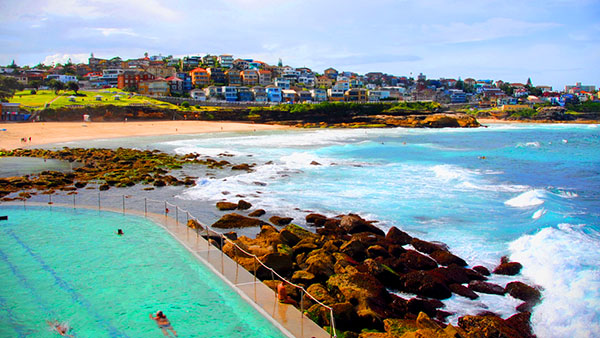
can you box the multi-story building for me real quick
[242,69,259,86]
[166,76,184,94]
[202,55,218,68]
[101,69,124,86]
[258,70,272,85]
[45,74,78,83]
[146,65,176,79]
[190,89,206,101]
[204,85,221,99]
[252,86,268,102]
[327,87,345,101]
[189,68,210,87]
[324,67,338,80]
[266,85,282,102]
[298,90,312,102]
[226,69,242,86]
[274,78,290,90]
[282,89,298,102]
[237,87,253,101]
[218,54,234,68]
[117,70,155,89]
[345,88,368,102]
[207,68,226,85]
[310,88,328,102]
[448,89,467,103]
[138,79,169,96]
[176,72,193,92]
[316,75,334,88]
[222,86,238,101]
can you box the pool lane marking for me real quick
[6,229,129,338]
[0,294,29,338]
[0,248,48,338]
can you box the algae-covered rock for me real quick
[216,201,238,211]
[237,199,252,210]
[248,209,266,217]
[270,215,294,226]
[211,213,269,228]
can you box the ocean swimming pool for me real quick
[0,205,288,338]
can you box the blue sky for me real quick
[1,0,598,89]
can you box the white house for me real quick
[46,74,78,83]
[190,89,206,101]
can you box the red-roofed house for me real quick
[189,68,210,87]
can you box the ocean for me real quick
[46,123,600,337]
[151,123,599,337]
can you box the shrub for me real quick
[181,101,190,108]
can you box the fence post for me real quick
[220,234,224,273]
[48,194,52,204]
[122,195,125,214]
[98,192,100,210]
[164,201,167,217]
[176,207,179,225]
[206,225,210,251]
[235,246,239,284]
[300,290,305,337]
[253,259,257,302]
[144,198,147,217]
[73,194,76,209]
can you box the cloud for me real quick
[95,28,139,37]
[43,53,89,65]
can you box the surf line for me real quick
[0,248,38,338]
[6,229,128,338]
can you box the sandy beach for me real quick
[0,121,291,150]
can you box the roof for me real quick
[165,76,182,81]
[190,67,207,73]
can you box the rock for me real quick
[186,219,204,230]
[340,238,367,261]
[406,298,441,318]
[224,231,237,240]
[358,333,389,338]
[472,265,491,276]
[468,281,506,295]
[231,163,254,171]
[257,252,293,278]
[449,283,479,300]
[505,312,535,338]
[304,250,336,280]
[74,181,87,188]
[367,245,390,259]
[248,209,266,217]
[216,201,238,211]
[458,313,528,338]
[429,250,467,267]
[310,161,321,166]
[211,213,269,229]
[493,261,523,275]
[388,244,406,258]
[358,259,400,288]
[428,265,485,285]
[505,281,542,303]
[398,312,468,338]
[398,250,438,270]
[306,213,328,226]
[398,271,452,299]
[237,199,252,210]
[340,214,385,236]
[291,270,316,285]
[306,283,337,306]
[383,318,419,337]
[292,238,319,255]
[269,216,293,226]
[411,238,447,254]
[280,224,317,246]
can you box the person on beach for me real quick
[47,320,74,337]
[116,229,124,235]
[277,281,298,306]
[150,311,178,337]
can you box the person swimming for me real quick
[47,320,74,337]
[150,311,178,337]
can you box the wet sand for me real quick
[0,121,291,150]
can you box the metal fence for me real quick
[11,191,337,338]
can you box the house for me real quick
[46,74,78,83]
[101,69,124,86]
[510,83,526,89]
[448,89,467,103]
[282,89,298,102]
[166,76,184,94]
[333,80,350,92]
[514,88,529,97]
[274,78,291,90]
[189,68,210,87]
[138,79,169,96]
[324,67,338,80]
[345,88,368,102]
[368,90,391,102]
[218,55,234,68]
[310,88,327,102]
[258,70,272,85]
[204,85,221,99]
[565,82,596,94]
[207,68,226,85]
[222,86,238,102]
[316,75,334,88]
[463,78,477,86]
[202,55,218,68]
[145,65,176,79]
[327,87,345,102]
[237,87,253,101]
[233,59,250,70]
[1,102,30,121]
[182,56,202,69]
[266,85,282,102]
[117,71,155,90]
[225,69,242,86]
[190,89,206,101]
[252,86,268,102]
[535,85,553,93]
[176,72,193,92]
[298,74,315,87]
[242,69,259,86]
[297,90,312,102]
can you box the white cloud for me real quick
[41,0,178,21]
[42,53,89,65]
[95,28,139,37]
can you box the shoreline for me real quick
[477,117,599,125]
[0,120,291,151]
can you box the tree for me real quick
[49,79,65,94]
[67,81,79,94]
[29,80,42,89]
[0,75,24,101]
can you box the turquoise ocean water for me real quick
[156,123,600,337]
[0,206,286,338]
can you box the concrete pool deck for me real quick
[2,202,332,338]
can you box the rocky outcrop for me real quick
[211,213,269,228]
[216,201,238,210]
[493,257,523,275]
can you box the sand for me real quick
[0,121,291,150]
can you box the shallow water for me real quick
[150,124,600,337]
[0,206,286,338]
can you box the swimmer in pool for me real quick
[47,320,74,337]
[150,311,178,337]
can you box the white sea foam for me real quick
[510,224,600,338]
[532,208,546,220]
[516,141,541,148]
[505,190,546,208]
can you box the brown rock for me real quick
[505,312,535,338]
[257,252,293,278]
[248,209,266,217]
[505,281,542,303]
[493,261,523,275]
[186,219,204,230]
[306,213,328,226]
[237,199,252,210]
[231,163,254,171]
[383,318,419,337]
[269,216,294,226]
[211,213,269,229]
[473,265,491,276]
[340,214,385,236]
[468,280,506,295]
[340,238,367,261]
[216,201,238,211]
[292,237,319,255]
[291,270,316,285]
[306,283,337,306]
[458,313,527,338]
[367,245,390,259]
[304,250,336,280]
[398,250,438,270]
[406,298,441,317]
[398,271,452,299]
[429,250,467,267]
[411,238,448,254]
[449,283,479,300]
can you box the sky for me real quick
[0,0,598,89]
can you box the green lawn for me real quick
[10,89,182,111]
